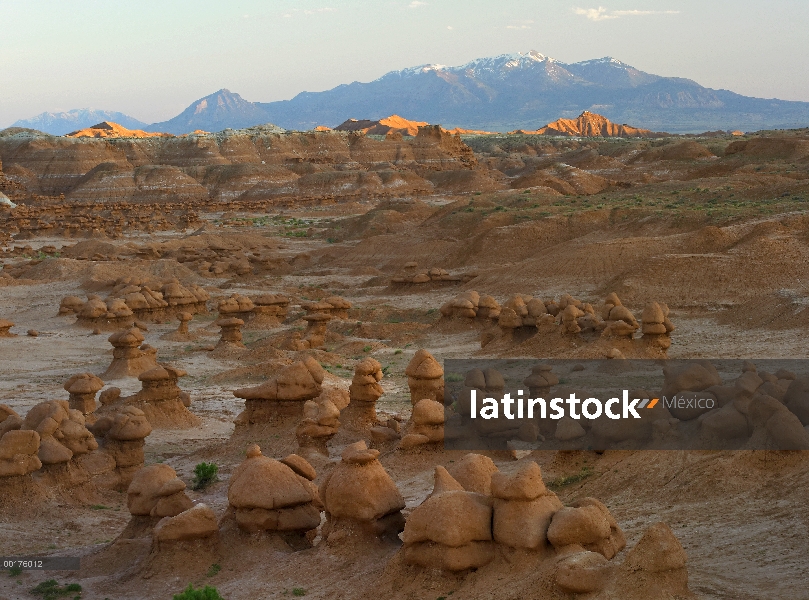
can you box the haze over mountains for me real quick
[12,51,809,135]
[12,109,147,136]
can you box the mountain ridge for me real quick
[12,109,147,136]
[11,51,809,135]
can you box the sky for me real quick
[1,0,808,127]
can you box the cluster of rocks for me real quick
[400,457,689,596]
[60,278,210,330]
[666,361,809,449]
[216,293,291,330]
[391,262,474,286]
[127,464,217,544]
[441,292,676,354]
[0,395,152,494]
[440,291,501,320]
[296,388,347,456]
[301,296,352,319]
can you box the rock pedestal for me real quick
[234,357,325,425]
[102,328,158,379]
[406,349,444,406]
[344,358,384,431]
[320,441,406,542]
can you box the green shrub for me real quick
[31,579,82,600]
[192,462,219,490]
[173,584,225,600]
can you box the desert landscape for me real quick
[0,109,808,600]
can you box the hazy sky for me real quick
[2,0,808,127]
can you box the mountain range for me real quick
[12,51,809,135]
[11,109,147,136]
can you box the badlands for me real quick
[0,117,808,599]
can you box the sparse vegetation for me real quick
[548,465,594,489]
[206,563,222,577]
[30,579,82,600]
[192,462,219,490]
[172,584,225,600]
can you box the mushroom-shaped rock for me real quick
[301,313,331,349]
[215,317,245,349]
[320,441,405,540]
[402,467,494,571]
[126,364,199,429]
[296,393,341,456]
[323,296,352,319]
[228,445,320,534]
[234,357,325,425]
[59,296,85,315]
[405,349,444,405]
[64,373,104,415]
[102,327,158,379]
[491,461,563,549]
[523,364,559,397]
[154,503,218,542]
[127,464,192,517]
[400,399,445,450]
[345,358,384,431]
[89,406,153,489]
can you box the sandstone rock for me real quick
[555,417,586,441]
[22,400,97,464]
[448,453,497,496]
[128,464,192,517]
[214,316,245,349]
[556,550,614,593]
[320,441,405,540]
[0,429,42,477]
[402,467,494,570]
[344,358,384,431]
[228,445,321,534]
[64,372,104,415]
[234,357,325,425]
[405,349,444,405]
[523,364,559,397]
[0,319,16,337]
[399,399,445,450]
[547,505,612,549]
[154,503,218,542]
[102,327,159,379]
[623,522,687,572]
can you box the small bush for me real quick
[192,462,219,490]
[31,579,82,600]
[8,566,22,576]
[292,589,306,597]
[206,563,221,577]
[173,584,225,600]
[362,345,371,353]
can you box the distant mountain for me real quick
[19,51,809,136]
[254,51,809,134]
[145,89,277,135]
[513,110,653,137]
[65,121,171,139]
[12,109,147,136]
